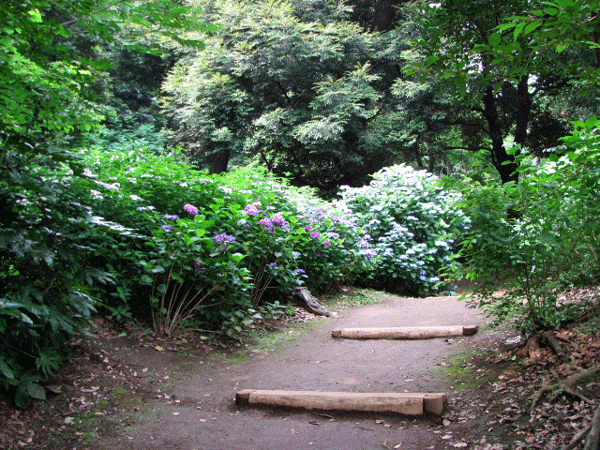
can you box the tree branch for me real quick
[58,0,128,28]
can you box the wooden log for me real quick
[290,287,332,317]
[331,325,478,340]
[235,389,447,416]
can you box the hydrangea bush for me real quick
[81,149,467,335]
[82,152,371,333]
[139,204,250,337]
[339,165,468,295]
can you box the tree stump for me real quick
[290,287,332,317]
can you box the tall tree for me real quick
[409,0,576,183]
[162,0,395,192]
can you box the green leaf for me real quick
[489,32,501,47]
[26,382,46,400]
[513,21,526,41]
[523,21,543,36]
[27,9,43,23]
[0,358,15,380]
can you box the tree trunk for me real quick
[290,287,332,317]
[426,138,435,173]
[208,149,230,174]
[514,75,532,149]
[370,0,408,32]
[482,86,518,184]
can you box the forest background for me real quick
[1,0,599,408]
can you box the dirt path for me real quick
[96,293,501,450]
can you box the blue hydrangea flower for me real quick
[164,214,180,221]
[364,249,377,259]
[161,225,173,232]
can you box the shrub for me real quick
[0,147,111,407]
[81,152,367,333]
[139,205,251,337]
[454,117,600,333]
[340,164,467,295]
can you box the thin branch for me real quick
[58,0,128,27]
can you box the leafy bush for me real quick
[80,151,368,334]
[140,205,251,337]
[0,146,111,407]
[85,120,168,155]
[454,117,600,332]
[340,165,467,295]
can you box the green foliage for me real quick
[0,0,212,407]
[490,0,600,91]
[0,150,113,407]
[454,117,600,332]
[162,0,398,192]
[340,165,467,295]
[407,0,581,183]
[85,120,168,155]
[81,150,367,335]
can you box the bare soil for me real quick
[2,289,599,450]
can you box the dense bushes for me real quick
[1,143,470,407]
[80,149,375,334]
[0,148,112,408]
[340,165,467,295]
[454,117,600,332]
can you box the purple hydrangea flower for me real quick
[268,262,278,269]
[304,225,313,231]
[183,203,199,215]
[324,239,332,247]
[161,225,173,233]
[328,232,340,239]
[364,249,377,259]
[270,213,286,227]
[244,203,260,216]
[214,233,236,244]
[310,231,321,238]
[294,268,306,275]
[259,218,273,229]
[164,214,180,221]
